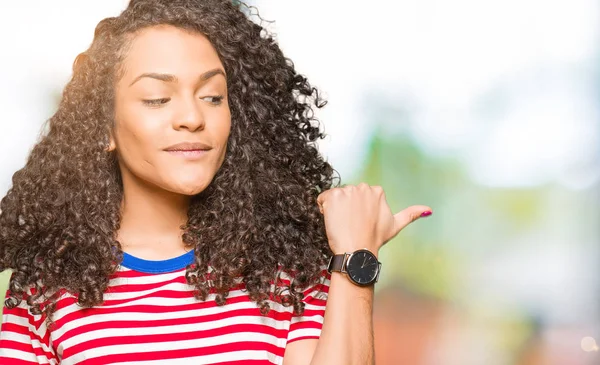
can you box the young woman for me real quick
[0,0,432,364]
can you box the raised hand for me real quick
[317,183,432,255]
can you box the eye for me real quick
[142,98,170,107]
[201,96,224,105]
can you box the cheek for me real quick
[218,118,232,145]
[206,107,231,151]
[218,108,232,142]
[114,108,164,170]
[216,117,232,162]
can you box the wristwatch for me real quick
[327,249,381,287]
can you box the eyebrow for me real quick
[128,68,226,87]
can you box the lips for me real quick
[164,142,212,160]
[164,142,212,152]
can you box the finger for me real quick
[393,205,432,234]
[316,191,329,214]
[317,187,342,207]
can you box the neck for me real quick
[117,169,191,260]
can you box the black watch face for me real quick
[346,250,379,286]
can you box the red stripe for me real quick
[82,341,284,365]
[53,295,79,312]
[302,298,328,308]
[3,307,29,319]
[106,275,188,293]
[0,340,34,354]
[1,322,31,335]
[62,323,287,359]
[51,293,256,332]
[205,361,274,365]
[110,269,176,279]
[0,357,39,365]
[289,321,323,332]
[303,284,330,296]
[54,307,292,346]
[287,336,320,344]
[0,339,56,361]
[103,289,199,305]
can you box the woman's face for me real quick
[112,25,231,196]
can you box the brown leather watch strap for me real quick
[327,253,347,273]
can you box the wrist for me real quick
[329,240,380,258]
[329,271,375,296]
[327,248,382,287]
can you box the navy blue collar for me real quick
[121,250,195,274]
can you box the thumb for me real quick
[392,205,432,235]
[316,191,327,214]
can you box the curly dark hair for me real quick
[0,0,337,322]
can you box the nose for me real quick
[173,97,205,132]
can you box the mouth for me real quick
[164,142,212,159]
[166,150,209,159]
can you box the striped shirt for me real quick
[0,250,329,364]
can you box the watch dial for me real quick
[346,250,379,285]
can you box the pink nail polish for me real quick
[421,211,432,217]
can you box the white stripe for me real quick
[103,286,250,303]
[102,281,196,301]
[302,303,328,311]
[109,270,185,286]
[0,331,34,345]
[290,314,324,325]
[0,348,55,364]
[287,328,322,341]
[52,288,256,320]
[62,332,285,365]
[59,315,290,350]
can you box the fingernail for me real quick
[421,211,432,218]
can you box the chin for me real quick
[169,181,210,196]
[173,185,207,196]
